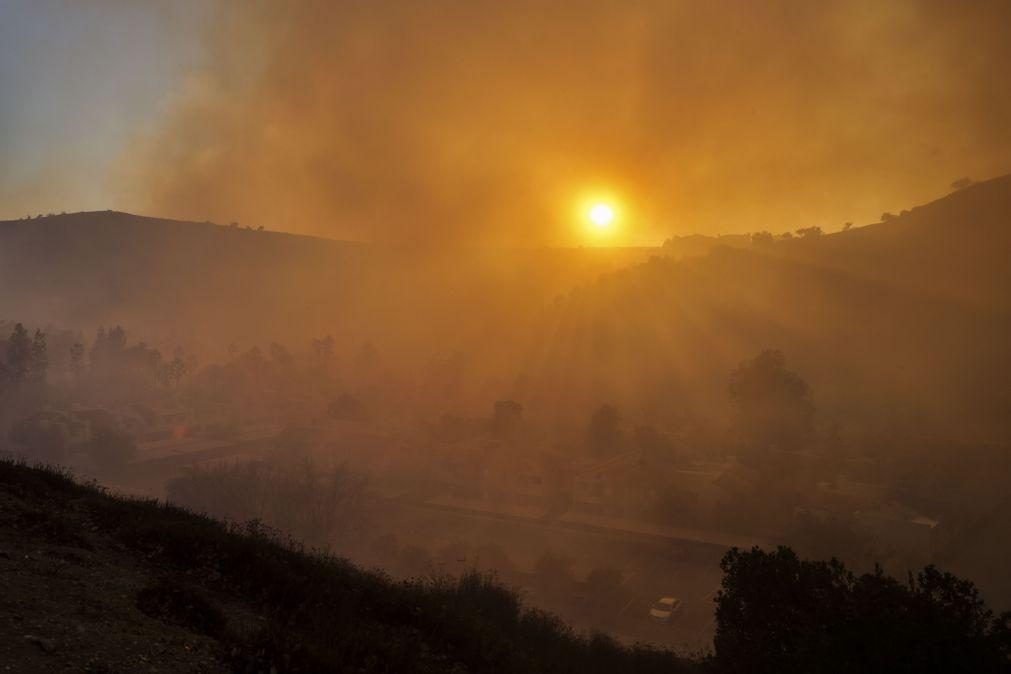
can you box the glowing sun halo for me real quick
[588,203,615,229]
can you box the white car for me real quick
[648,596,682,623]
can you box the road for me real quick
[367,489,734,650]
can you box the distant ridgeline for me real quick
[0,209,655,362]
[1,175,1010,441]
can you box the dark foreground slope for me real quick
[3,460,1009,673]
[0,459,691,673]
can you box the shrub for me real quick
[714,546,1011,674]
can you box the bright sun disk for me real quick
[588,203,615,228]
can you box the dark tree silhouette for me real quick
[714,546,1011,674]
[6,323,32,384]
[29,329,47,383]
[269,342,294,371]
[69,341,85,380]
[729,350,814,451]
[89,325,127,371]
[311,335,335,362]
[168,354,187,387]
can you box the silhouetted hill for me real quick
[770,174,1011,311]
[520,175,1011,442]
[2,176,1009,438]
[0,211,655,363]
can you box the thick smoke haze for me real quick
[4,3,1011,666]
[113,0,1011,245]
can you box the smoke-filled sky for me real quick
[1,0,1009,245]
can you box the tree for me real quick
[6,324,32,384]
[951,177,975,191]
[29,329,47,383]
[587,404,622,456]
[269,342,293,372]
[89,327,107,367]
[311,335,335,362]
[107,326,127,351]
[795,226,823,238]
[69,341,85,380]
[168,351,187,387]
[89,325,127,371]
[714,546,1011,674]
[729,350,814,451]
[750,231,775,246]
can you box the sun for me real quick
[573,192,623,243]
[588,203,615,229]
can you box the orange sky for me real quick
[4,1,1010,246]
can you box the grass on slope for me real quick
[0,458,697,673]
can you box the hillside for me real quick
[768,175,1011,311]
[0,459,691,673]
[517,175,1011,442]
[0,211,656,365]
[2,177,1008,385]
[2,179,1009,440]
[4,459,1009,673]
